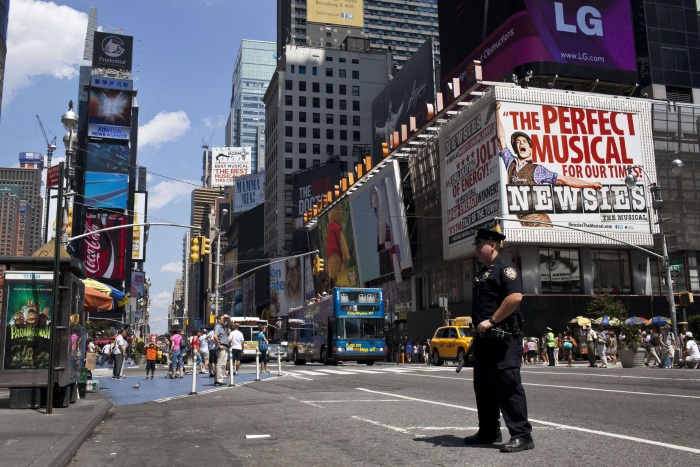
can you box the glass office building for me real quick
[226,40,277,173]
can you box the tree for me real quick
[587,294,641,350]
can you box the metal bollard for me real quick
[228,348,235,387]
[255,350,260,381]
[277,349,282,376]
[189,348,197,395]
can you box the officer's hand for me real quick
[477,319,494,333]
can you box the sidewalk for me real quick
[0,387,112,467]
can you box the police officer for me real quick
[463,228,534,453]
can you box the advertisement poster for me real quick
[292,160,342,246]
[317,197,359,288]
[92,31,134,71]
[349,160,412,284]
[3,274,53,369]
[233,172,265,214]
[82,212,127,280]
[130,271,145,298]
[132,192,147,261]
[85,142,129,174]
[496,100,648,233]
[307,0,363,27]
[269,259,304,319]
[211,147,252,187]
[84,172,128,209]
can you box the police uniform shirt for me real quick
[472,256,522,327]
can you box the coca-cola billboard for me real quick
[82,211,127,280]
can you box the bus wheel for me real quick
[365,361,374,366]
[321,348,329,365]
[293,349,301,365]
[432,349,443,366]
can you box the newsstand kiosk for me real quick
[0,256,86,409]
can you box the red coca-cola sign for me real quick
[82,212,126,279]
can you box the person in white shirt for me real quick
[101,342,111,367]
[198,329,210,374]
[112,329,127,379]
[684,332,700,362]
[229,323,245,375]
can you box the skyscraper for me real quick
[0,185,31,256]
[0,166,42,253]
[0,0,10,122]
[226,40,277,173]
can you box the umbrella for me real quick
[568,316,591,326]
[82,279,129,307]
[625,316,649,326]
[592,317,621,326]
[650,316,671,326]
[84,286,114,312]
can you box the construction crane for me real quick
[201,119,222,150]
[36,114,58,243]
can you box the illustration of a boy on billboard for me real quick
[496,102,602,227]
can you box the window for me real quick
[326,83,333,93]
[285,110,293,121]
[285,142,293,153]
[298,95,307,107]
[299,158,307,169]
[340,114,347,125]
[339,69,347,78]
[326,56,333,62]
[353,131,361,141]
[299,112,306,122]
[326,98,334,109]
[326,129,334,139]
[299,142,307,153]
[285,95,293,105]
[299,127,306,138]
[352,59,359,64]
[290,65,295,73]
[326,114,334,124]
[313,128,320,139]
[352,115,360,126]
[539,248,581,293]
[339,84,346,95]
[339,100,347,110]
[313,159,321,166]
[352,70,359,79]
[592,249,631,294]
[340,145,348,156]
[299,81,307,91]
[352,86,360,96]
[285,126,293,137]
[326,144,334,155]
[326,68,333,77]
[285,158,293,169]
[313,112,320,123]
[313,144,320,155]
[339,57,346,63]
[312,67,317,75]
[312,82,319,92]
[340,130,347,140]
[299,65,307,75]
[313,97,320,108]
[285,80,293,90]
[353,100,360,111]
[285,174,293,184]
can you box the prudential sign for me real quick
[92,32,134,71]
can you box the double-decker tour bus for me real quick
[227,316,267,360]
[287,287,386,365]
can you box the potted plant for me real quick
[588,294,644,367]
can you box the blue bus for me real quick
[287,287,386,365]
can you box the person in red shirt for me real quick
[190,330,202,373]
[145,341,158,380]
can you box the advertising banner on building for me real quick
[317,197,360,287]
[82,211,127,280]
[268,258,304,319]
[86,142,129,174]
[130,271,145,298]
[19,152,44,167]
[2,272,54,369]
[211,147,252,187]
[92,31,134,71]
[234,172,265,214]
[292,160,342,245]
[90,76,133,91]
[88,88,132,128]
[132,192,147,261]
[439,0,636,93]
[349,160,413,284]
[307,0,363,27]
[372,39,435,163]
[84,172,128,210]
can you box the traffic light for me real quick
[64,206,73,237]
[200,235,211,256]
[313,255,325,275]
[190,236,200,262]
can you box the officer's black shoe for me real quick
[463,432,502,445]
[499,438,534,453]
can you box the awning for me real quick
[82,278,130,307]
[84,285,114,312]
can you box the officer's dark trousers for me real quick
[473,338,532,441]
[547,346,555,366]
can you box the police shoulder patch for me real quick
[503,267,518,281]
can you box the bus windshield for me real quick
[335,318,385,339]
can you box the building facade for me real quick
[226,40,277,173]
[0,166,43,253]
[263,43,390,256]
[0,0,9,121]
[0,185,30,256]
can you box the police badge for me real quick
[504,267,517,280]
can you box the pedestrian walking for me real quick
[554,333,562,364]
[607,332,618,365]
[212,315,229,385]
[257,324,270,373]
[596,326,608,368]
[545,327,556,366]
[462,229,533,453]
[539,334,549,365]
[230,322,244,375]
[169,328,184,378]
[585,325,597,367]
[526,338,537,364]
[644,331,662,366]
[112,329,127,379]
[406,342,413,364]
[659,325,676,368]
[145,341,157,380]
[208,328,218,376]
[190,330,202,373]
[198,328,210,374]
[563,332,575,367]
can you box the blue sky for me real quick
[0,0,277,334]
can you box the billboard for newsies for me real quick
[211,147,252,187]
[348,159,412,284]
[439,86,656,261]
[439,0,637,94]
[307,0,363,28]
[233,172,265,214]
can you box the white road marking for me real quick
[352,415,420,436]
[245,434,271,439]
[316,369,358,374]
[356,388,700,455]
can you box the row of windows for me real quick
[286,81,361,95]
[539,248,631,294]
[284,101,361,120]
[285,114,361,131]
[289,65,361,79]
[285,158,349,171]
[284,89,361,107]
[283,130,362,150]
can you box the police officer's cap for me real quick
[474,228,506,245]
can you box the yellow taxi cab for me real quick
[429,317,474,366]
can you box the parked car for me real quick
[429,322,474,367]
[268,343,288,362]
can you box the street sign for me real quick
[47,165,60,187]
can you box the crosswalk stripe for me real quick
[293,370,327,376]
[316,369,358,374]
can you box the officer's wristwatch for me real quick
[488,318,497,326]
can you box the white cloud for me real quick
[4,0,87,102]
[151,291,172,309]
[138,111,191,149]
[147,179,197,209]
[159,261,182,273]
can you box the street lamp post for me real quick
[625,155,684,364]
[213,209,228,318]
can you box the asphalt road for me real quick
[71,361,700,466]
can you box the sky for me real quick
[0,0,277,334]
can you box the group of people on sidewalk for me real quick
[642,326,700,368]
[522,328,587,367]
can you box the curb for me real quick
[53,395,113,467]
